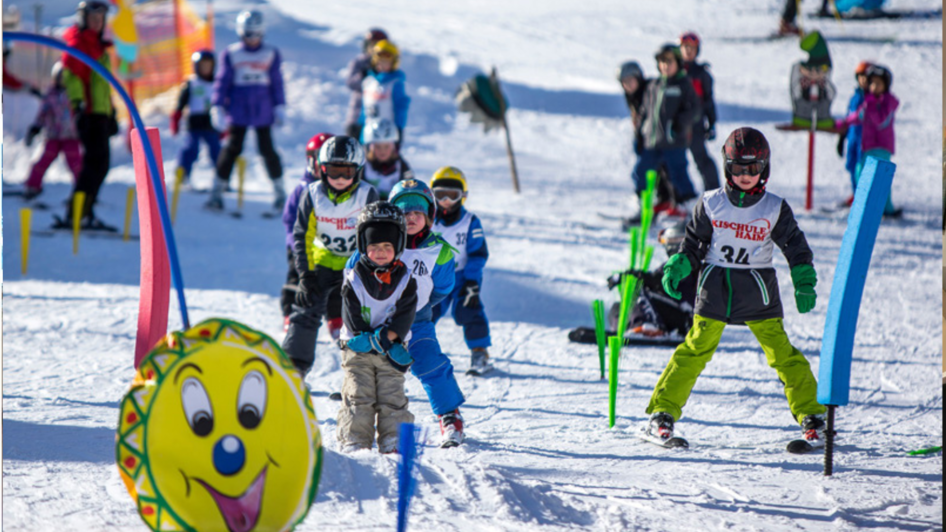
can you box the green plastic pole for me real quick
[592,299,607,380]
[616,274,637,341]
[907,446,942,456]
[608,335,621,428]
[628,226,640,269]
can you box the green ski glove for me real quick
[661,253,692,300]
[790,264,818,314]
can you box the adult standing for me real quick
[679,32,720,192]
[632,44,699,209]
[56,0,120,231]
[344,28,388,139]
[209,9,286,213]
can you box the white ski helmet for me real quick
[363,118,399,145]
[235,10,264,38]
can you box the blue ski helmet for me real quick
[191,50,215,77]
[389,179,436,220]
[236,10,264,39]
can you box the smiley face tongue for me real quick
[196,467,266,532]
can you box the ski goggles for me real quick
[432,187,464,203]
[727,161,766,176]
[323,164,357,180]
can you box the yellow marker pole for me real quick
[72,191,85,255]
[20,208,32,275]
[236,156,246,212]
[171,167,184,224]
[124,187,135,242]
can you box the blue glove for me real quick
[346,332,383,354]
[386,342,413,367]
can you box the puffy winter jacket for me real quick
[839,91,898,154]
[213,41,285,127]
[638,71,698,150]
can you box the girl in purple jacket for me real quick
[836,64,900,217]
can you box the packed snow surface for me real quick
[2,0,942,530]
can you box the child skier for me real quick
[19,62,82,200]
[209,10,287,212]
[836,61,872,208]
[836,64,900,217]
[171,50,221,188]
[645,127,827,449]
[337,201,418,453]
[344,27,389,139]
[381,179,466,447]
[281,132,342,337]
[430,167,493,375]
[679,31,720,192]
[359,40,410,145]
[606,221,697,338]
[283,136,380,376]
[362,118,414,199]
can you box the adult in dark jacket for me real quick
[679,32,720,192]
[632,44,699,205]
[343,28,388,139]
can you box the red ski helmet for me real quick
[722,127,771,195]
[305,132,334,177]
[679,31,701,55]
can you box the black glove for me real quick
[295,273,321,308]
[459,280,481,309]
[25,125,41,147]
[29,86,42,98]
[72,102,89,136]
[836,133,845,158]
[607,269,644,291]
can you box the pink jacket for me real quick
[34,87,79,140]
[838,92,899,154]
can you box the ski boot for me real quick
[204,178,226,211]
[467,348,493,376]
[647,412,675,441]
[438,409,464,448]
[800,414,826,449]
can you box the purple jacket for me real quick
[839,92,899,154]
[213,41,285,127]
[34,87,78,140]
[344,53,372,127]
[282,171,318,247]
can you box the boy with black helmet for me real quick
[171,50,220,188]
[283,135,380,376]
[644,127,827,450]
[337,201,418,453]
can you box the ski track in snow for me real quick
[2,0,942,530]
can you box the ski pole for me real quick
[20,208,31,275]
[72,191,85,255]
[124,187,135,242]
[236,156,246,211]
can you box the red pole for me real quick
[806,128,815,211]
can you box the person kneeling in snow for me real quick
[644,127,827,448]
[607,221,697,339]
[337,201,417,453]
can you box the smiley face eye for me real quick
[181,377,214,437]
[237,370,267,429]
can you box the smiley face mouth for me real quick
[193,466,267,532]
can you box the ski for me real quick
[328,392,342,401]
[775,123,842,133]
[568,326,682,347]
[33,229,139,241]
[465,363,494,377]
[638,428,689,449]
[810,8,942,20]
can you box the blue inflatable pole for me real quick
[817,156,895,475]
[397,423,418,532]
[3,32,190,329]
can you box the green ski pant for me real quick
[646,315,826,425]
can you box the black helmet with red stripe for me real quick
[722,127,770,195]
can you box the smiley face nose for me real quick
[213,435,245,476]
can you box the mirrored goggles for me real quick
[323,165,357,180]
[728,161,766,176]
[432,187,464,203]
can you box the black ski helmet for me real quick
[317,135,365,192]
[658,221,687,256]
[356,201,407,263]
[722,127,771,195]
[654,43,683,70]
[191,50,216,79]
[864,64,892,91]
[616,60,644,82]
[76,1,109,31]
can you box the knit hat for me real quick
[800,31,831,70]
[363,223,401,249]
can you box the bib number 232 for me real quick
[321,234,356,253]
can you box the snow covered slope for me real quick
[2,0,942,530]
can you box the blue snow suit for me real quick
[348,227,464,415]
[358,69,410,131]
[843,88,865,193]
[432,206,491,350]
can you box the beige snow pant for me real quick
[336,348,414,450]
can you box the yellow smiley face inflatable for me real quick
[116,318,322,531]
